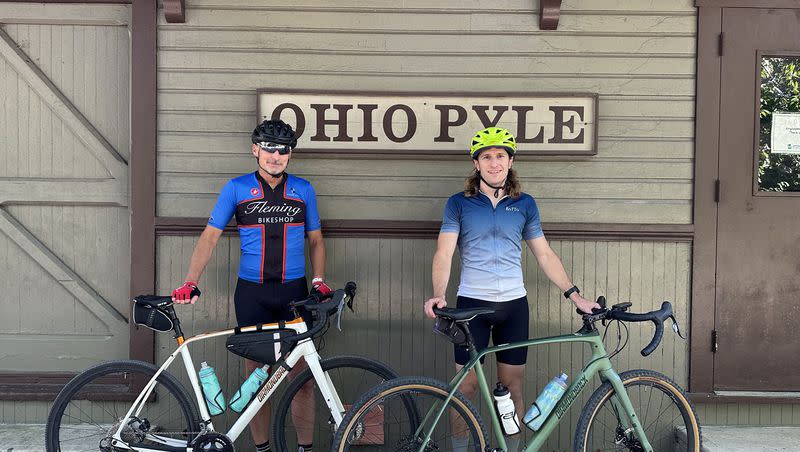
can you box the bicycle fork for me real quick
[600,370,654,452]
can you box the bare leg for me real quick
[450,364,478,451]
[289,358,316,446]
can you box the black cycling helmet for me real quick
[251,119,297,148]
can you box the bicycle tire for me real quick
[333,376,488,452]
[272,355,402,452]
[45,359,200,452]
[574,369,701,452]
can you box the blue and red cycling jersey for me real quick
[207,172,321,283]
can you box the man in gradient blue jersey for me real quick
[423,127,600,452]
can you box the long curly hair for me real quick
[464,167,521,198]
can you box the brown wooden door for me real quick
[715,8,800,391]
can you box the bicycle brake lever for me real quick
[669,315,686,340]
[334,297,346,331]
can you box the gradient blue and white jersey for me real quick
[440,192,544,302]
[208,172,321,283]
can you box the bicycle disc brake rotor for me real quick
[615,426,644,452]
[192,432,234,452]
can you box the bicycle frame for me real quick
[415,329,653,452]
[111,316,347,451]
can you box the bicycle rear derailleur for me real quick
[192,432,235,452]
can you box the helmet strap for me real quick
[477,170,505,198]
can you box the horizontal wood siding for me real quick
[156,0,695,224]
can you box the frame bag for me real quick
[225,329,296,364]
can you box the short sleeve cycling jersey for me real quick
[440,191,543,301]
[208,172,321,283]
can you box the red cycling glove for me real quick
[173,281,200,303]
[311,278,333,296]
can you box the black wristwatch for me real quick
[563,285,580,299]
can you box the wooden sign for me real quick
[257,90,598,158]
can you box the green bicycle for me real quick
[332,297,701,452]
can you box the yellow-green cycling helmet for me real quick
[469,127,517,159]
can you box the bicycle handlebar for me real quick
[143,281,357,342]
[287,285,355,342]
[606,301,673,356]
[579,297,680,357]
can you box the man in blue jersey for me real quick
[423,126,600,451]
[173,119,328,452]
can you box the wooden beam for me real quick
[696,0,800,7]
[130,0,157,364]
[540,0,562,31]
[0,179,127,206]
[155,217,695,241]
[164,0,185,23]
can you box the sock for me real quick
[298,444,313,452]
[451,436,469,452]
[504,435,520,452]
[255,441,271,452]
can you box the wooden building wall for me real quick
[156,0,695,224]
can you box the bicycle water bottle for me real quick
[198,361,226,416]
[523,373,568,431]
[492,382,520,435]
[229,366,268,412]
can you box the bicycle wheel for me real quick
[272,355,402,452]
[46,360,200,452]
[333,376,488,452]
[574,369,701,452]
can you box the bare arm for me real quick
[525,236,599,314]
[424,232,459,318]
[177,225,224,304]
[306,229,326,281]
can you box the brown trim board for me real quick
[0,372,140,402]
[690,6,722,396]
[155,217,694,242]
[696,0,800,7]
[130,0,157,364]
[4,1,131,3]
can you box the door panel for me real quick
[715,8,800,390]
[0,4,130,371]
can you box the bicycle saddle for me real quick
[433,307,495,322]
[133,295,173,308]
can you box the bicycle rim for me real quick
[273,355,399,452]
[577,370,701,452]
[336,377,487,452]
[46,361,198,452]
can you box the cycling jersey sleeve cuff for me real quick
[523,230,544,240]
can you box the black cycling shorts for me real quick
[233,277,311,328]
[453,295,529,366]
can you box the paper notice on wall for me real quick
[770,112,800,154]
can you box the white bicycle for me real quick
[45,282,409,451]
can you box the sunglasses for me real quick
[256,142,292,155]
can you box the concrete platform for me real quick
[677,425,800,451]
[0,423,45,452]
[5,423,800,451]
